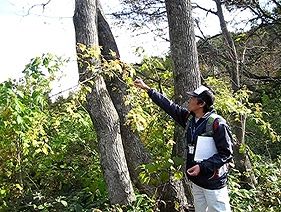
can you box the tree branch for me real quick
[25,0,52,16]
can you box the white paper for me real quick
[194,136,218,162]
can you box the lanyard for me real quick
[190,113,212,138]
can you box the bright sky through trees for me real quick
[0,0,77,85]
[0,0,166,86]
[0,0,251,96]
[0,0,141,96]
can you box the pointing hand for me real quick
[134,79,151,91]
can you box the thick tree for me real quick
[165,0,201,157]
[96,0,156,197]
[73,0,135,205]
[164,0,201,208]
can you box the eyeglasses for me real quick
[188,96,197,100]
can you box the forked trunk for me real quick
[73,0,136,204]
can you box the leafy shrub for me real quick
[229,156,281,211]
[0,54,105,211]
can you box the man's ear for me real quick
[199,101,206,108]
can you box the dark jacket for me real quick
[148,89,234,190]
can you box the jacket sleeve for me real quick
[147,89,189,128]
[199,117,234,174]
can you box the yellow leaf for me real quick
[16,184,23,191]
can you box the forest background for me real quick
[0,0,281,212]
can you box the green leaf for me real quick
[60,200,67,207]
[75,204,83,212]
[159,171,170,182]
[38,205,44,210]
[145,163,156,173]
[16,115,23,124]
[15,184,23,191]
[174,171,183,180]
[172,156,184,166]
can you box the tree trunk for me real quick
[231,114,258,187]
[214,0,257,186]
[73,0,136,205]
[97,0,156,197]
[165,0,201,158]
[162,0,201,210]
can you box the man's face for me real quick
[187,96,204,113]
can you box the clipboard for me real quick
[194,136,218,162]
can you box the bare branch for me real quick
[25,0,52,16]
[192,2,217,15]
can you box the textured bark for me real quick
[165,0,201,158]
[162,0,201,210]
[73,0,135,204]
[97,0,156,197]
[214,0,257,187]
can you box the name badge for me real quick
[188,144,195,154]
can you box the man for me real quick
[134,79,233,212]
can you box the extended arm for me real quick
[134,79,189,127]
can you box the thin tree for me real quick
[214,0,257,186]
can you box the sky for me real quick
[0,0,172,96]
[0,0,251,97]
[0,0,78,93]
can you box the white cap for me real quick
[187,85,215,106]
[193,86,209,95]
